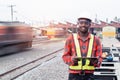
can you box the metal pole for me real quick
[8,5,16,21]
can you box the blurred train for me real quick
[41,28,66,38]
[0,21,33,56]
[102,26,116,38]
[102,26,120,40]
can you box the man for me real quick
[62,17,102,80]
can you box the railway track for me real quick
[0,48,64,80]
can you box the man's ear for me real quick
[77,21,79,25]
[89,23,91,26]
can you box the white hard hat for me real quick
[78,12,92,22]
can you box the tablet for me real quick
[74,57,98,61]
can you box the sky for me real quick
[0,0,120,25]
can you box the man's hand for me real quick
[72,56,79,65]
[90,58,98,65]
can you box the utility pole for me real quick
[95,14,98,23]
[8,5,16,21]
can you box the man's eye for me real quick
[79,21,89,25]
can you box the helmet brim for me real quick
[78,17,92,22]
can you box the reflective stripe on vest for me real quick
[69,33,95,70]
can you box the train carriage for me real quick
[102,26,116,38]
[41,28,66,38]
[0,21,33,56]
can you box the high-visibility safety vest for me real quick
[69,33,95,70]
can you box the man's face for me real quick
[77,19,91,33]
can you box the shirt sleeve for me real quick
[94,37,103,67]
[62,35,74,66]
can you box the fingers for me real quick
[92,59,98,64]
[72,56,79,65]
